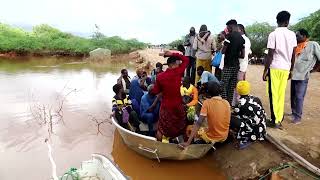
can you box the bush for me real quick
[0,23,146,56]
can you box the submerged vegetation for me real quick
[0,24,146,56]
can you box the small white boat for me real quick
[112,118,214,162]
[60,153,129,180]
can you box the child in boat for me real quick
[139,71,152,91]
[180,81,230,148]
[180,76,198,123]
[230,81,266,149]
[150,62,164,83]
[111,84,141,132]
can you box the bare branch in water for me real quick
[28,86,78,180]
[29,87,78,136]
[89,114,112,136]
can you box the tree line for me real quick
[0,24,146,56]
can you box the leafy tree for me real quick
[293,10,320,43]
[168,37,184,49]
[246,22,274,57]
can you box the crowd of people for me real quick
[111,10,320,149]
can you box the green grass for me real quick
[0,24,146,56]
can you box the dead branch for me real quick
[89,114,112,136]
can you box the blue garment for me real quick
[140,93,160,135]
[129,79,145,104]
[200,71,219,84]
[131,98,140,117]
[291,79,309,121]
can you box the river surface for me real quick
[0,57,225,180]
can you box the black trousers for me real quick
[186,56,196,85]
[221,67,238,105]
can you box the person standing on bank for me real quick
[263,11,297,128]
[221,19,245,105]
[215,31,226,81]
[184,27,197,84]
[193,24,216,83]
[290,29,320,124]
[232,24,252,106]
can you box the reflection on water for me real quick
[0,57,225,180]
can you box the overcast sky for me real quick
[0,0,318,44]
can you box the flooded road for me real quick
[0,57,225,180]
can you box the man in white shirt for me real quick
[237,24,251,80]
[232,24,252,106]
[262,11,297,128]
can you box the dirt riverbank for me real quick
[131,49,320,179]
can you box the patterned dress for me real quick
[233,95,267,144]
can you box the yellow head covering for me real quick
[236,81,250,96]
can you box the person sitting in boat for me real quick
[151,50,189,142]
[230,81,267,149]
[180,76,198,123]
[111,84,141,132]
[117,69,131,94]
[133,68,143,80]
[196,66,219,94]
[129,69,146,116]
[140,84,161,136]
[139,71,152,91]
[180,81,230,148]
[150,62,164,83]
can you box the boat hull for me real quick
[112,118,212,160]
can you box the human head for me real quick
[147,84,154,94]
[296,29,309,43]
[217,31,226,43]
[200,24,208,32]
[121,69,128,77]
[226,19,238,32]
[166,56,180,68]
[182,76,191,87]
[197,66,205,76]
[207,81,221,97]
[199,24,208,37]
[142,71,148,78]
[136,68,143,78]
[177,44,185,55]
[190,27,195,36]
[156,62,163,72]
[113,83,123,94]
[237,24,246,36]
[276,11,291,27]
[236,81,251,96]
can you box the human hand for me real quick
[288,71,292,80]
[159,50,173,57]
[147,106,154,113]
[109,113,114,119]
[262,69,268,81]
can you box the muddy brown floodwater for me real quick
[0,57,225,180]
